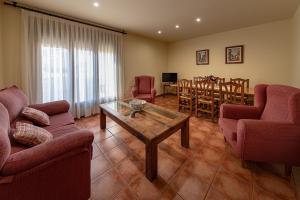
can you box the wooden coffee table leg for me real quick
[181,119,190,148]
[145,142,158,181]
[100,108,106,130]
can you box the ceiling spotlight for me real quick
[175,25,180,29]
[158,30,162,34]
[93,2,99,7]
[196,18,201,22]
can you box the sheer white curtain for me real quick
[22,10,124,118]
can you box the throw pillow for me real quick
[13,122,53,146]
[22,107,50,126]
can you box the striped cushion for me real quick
[22,107,50,126]
[13,122,53,147]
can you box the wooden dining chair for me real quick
[213,77,226,85]
[195,80,218,121]
[219,82,245,105]
[177,79,194,114]
[193,76,207,84]
[230,78,249,88]
[230,78,250,104]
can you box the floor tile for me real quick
[91,169,125,200]
[211,168,252,200]
[169,167,210,200]
[128,174,161,200]
[105,144,129,165]
[253,169,297,199]
[91,155,112,180]
[98,136,121,152]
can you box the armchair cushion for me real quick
[219,118,238,141]
[138,77,151,94]
[12,122,53,147]
[29,100,70,116]
[220,104,261,120]
[22,107,50,126]
[2,130,93,176]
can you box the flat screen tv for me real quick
[162,73,177,83]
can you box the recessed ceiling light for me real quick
[175,25,180,29]
[157,30,162,34]
[93,2,99,7]
[196,18,201,22]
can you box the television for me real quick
[162,73,177,83]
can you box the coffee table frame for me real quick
[99,102,190,181]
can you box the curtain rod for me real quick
[3,1,127,35]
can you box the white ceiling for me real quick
[15,0,300,42]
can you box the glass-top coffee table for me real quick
[99,99,190,181]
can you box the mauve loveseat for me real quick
[219,84,300,176]
[0,86,94,200]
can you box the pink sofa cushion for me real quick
[0,103,11,169]
[138,77,152,94]
[219,118,238,141]
[22,107,50,126]
[0,86,28,122]
[12,122,53,147]
[261,85,300,123]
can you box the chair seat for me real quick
[218,118,238,142]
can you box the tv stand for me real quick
[162,82,176,97]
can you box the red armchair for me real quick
[131,76,156,103]
[219,84,300,175]
[0,86,94,200]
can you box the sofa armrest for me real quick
[29,100,70,116]
[131,87,138,97]
[1,130,93,176]
[237,119,300,161]
[151,88,157,97]
[220,104,261,120]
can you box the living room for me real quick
[0,0,300,200]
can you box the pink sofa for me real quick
[131,76,156,103]
[0,86,94,200]
[219,84,300,174]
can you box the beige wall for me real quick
[1,5,22,88]
[123,34,167,97]
[167,20,293,87]
[292,6,300,88]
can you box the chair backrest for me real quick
[219,82,245,105]
[195,80,215,101]
[212,77,225,85]
[135,76,155,94]
[0,86,29,122]
[193,76,207,84]
[261,85,300,124]
[230,78,250,88]
[178,79,193,98]
[0,103,11,170]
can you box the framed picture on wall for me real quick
[225,45,244,64]
[196,49,209,65]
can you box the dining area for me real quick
[172,75,254,121]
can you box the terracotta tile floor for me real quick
[76,95,300,200]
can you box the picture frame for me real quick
[225,45,244,64]
[196,49,209,65]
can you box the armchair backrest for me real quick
[134,76,155,94]
[0,86,29,122]
[260,85,300,124]
[0,103,11,170]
